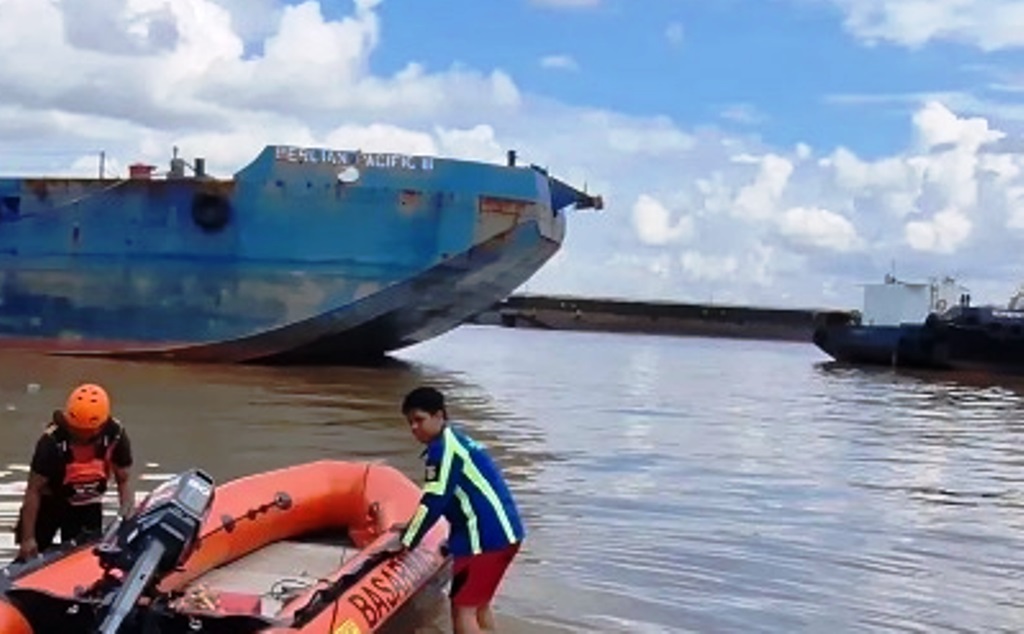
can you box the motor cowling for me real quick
[95,468,215,576]
[92,468,216,634]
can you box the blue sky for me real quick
[235,0,1024,159]
[364,0,1021,156]
[2,0,1024,309]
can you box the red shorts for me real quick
[449,542,521,607]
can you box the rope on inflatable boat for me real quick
[293,533,404,629]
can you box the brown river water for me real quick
[1,325,1023,632]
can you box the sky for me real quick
[3,0,1024,310]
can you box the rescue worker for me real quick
[396,386,525,634]
[15,383,134,562]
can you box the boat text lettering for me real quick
[346,549,437,628]
[274,146,435,171]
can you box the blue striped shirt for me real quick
[401,424,525,557]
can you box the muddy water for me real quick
[1,326,1023,632]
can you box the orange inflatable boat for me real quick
[0,460,450,634]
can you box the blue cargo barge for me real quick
[0,145,602,363]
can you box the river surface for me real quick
[1,325,1023,632]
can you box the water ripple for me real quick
[1,331,1023,632]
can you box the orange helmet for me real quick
[63,383,111,432]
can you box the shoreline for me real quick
[466,294,852,343]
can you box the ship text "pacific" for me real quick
[274,146,435,170]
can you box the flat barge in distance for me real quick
[0,145,603,364]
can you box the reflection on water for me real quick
[1,327,1024,632]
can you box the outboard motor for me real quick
[91,468,216,633]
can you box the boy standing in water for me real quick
[397,386,525,634]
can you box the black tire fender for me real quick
[191,193,231,232]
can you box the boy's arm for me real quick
[401,443,462,549]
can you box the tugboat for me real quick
[812,275,970,369]
[921,284,1024,374]
[815,275,1024,375]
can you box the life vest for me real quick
[45,417,123,507]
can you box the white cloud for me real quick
[732,154,794,221]
[207,0,284,44]
[610,253,674,279]
[778,206,863,253]
[434,124,506,163]
[665,22,684,47]
[580,111,695,156]
[912,100,1005,150]
[6,0,1024,310]
[905,208,973,253]
[720,104,765,125]
[632,194,695,246]
[679,251,740,283]
[539,55,579,72]
[827,0,1024,51]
